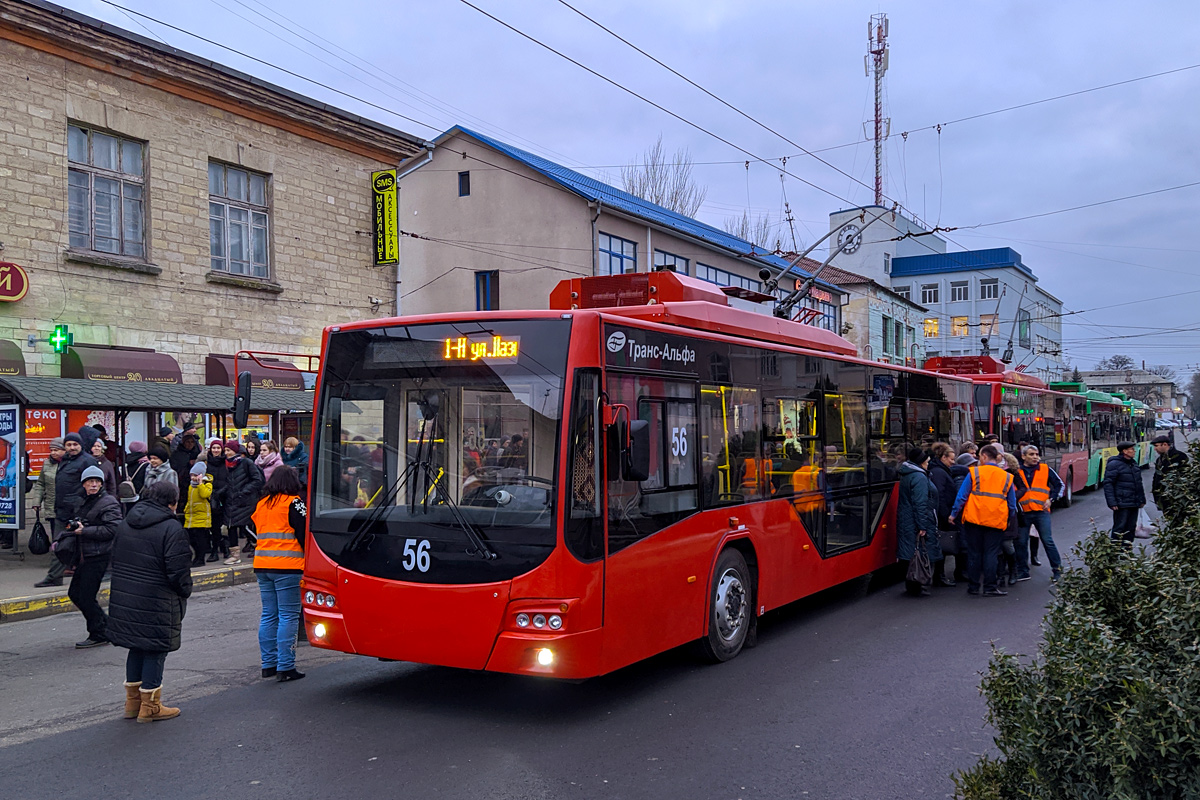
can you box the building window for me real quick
[209,162,269,278]
[67,124,145,257]
[951,316,969,336]
[882,315,892,354]
[458,171,471,197]
[921,284,939,304]
[924,318,939,338]
[980,279,999,300]
[979,313,998,336]
[696,263,757,292]
[1018,308,1031,348]
[894,284,910,300]
[654,250,689,274]
[894,320,904,356]
[598,232,637,275]
[950,281,969,302]
[883,253,891,274]
[475,270,499,310]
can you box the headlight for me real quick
[536,648,554,666]
[316,594,326,607]
[515,613,530,628]
[324,594,335,608]
[548,615,562,630]
[312,623,327,639]
[304,591,315,604]
[532,614,546,629]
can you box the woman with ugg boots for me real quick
[106,481,192,723]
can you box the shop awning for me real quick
[61,344,182,384]
[0,376,312,413]
[205,354,305,390]
[0,338,26,377]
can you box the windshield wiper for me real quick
[412,459,497,560]
[344,461,414,554]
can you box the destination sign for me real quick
[443,335,520,361]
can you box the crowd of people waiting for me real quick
[14,422,312,723]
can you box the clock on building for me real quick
[837,223,863,254]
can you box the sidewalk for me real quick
[0,545,255,623]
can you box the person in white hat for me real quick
[64,465,123,648]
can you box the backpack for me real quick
[118,460,147,505]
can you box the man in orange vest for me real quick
[1014,445,1064,584]
[949,443,1018,596]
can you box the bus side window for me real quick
[700,384,761,506]
[606,373,698,554]
[565,370,603,562]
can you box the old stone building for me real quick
[0,0,427,383]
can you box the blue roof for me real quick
[891,247,1036,280]
[435,126,839,292]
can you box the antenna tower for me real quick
[865,14,890,206]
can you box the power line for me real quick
[97,0,438,133]
[967,180,1200,229]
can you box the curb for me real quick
[0,564,257,624]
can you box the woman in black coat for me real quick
[107,480,192,723]
[222,440,264,564]
[203,439,229,561]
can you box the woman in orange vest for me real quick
[949,444,1018,597]
[252,465,308,682]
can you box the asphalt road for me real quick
[0,471,1150,800]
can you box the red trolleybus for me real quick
[297,272,973,679]
[925,356,1090,504]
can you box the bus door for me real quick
[601,372,703,668]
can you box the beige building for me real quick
[0,0,427,383]
[395,126,846,329]
[808,263,927,366]
[1078,369,1180,414]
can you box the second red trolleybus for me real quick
[290,271,975,679]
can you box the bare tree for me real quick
[620,135,707,218]
[723,210,776,250]
[1148,364,1178,382]
[1095,354,1135,371]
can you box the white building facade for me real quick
[826,207,1066,384]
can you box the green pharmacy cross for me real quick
[49,324,72,353]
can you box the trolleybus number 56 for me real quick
[402,539,432,572]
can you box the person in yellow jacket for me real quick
[183,463,213,567]
[948,444,1018,597]
[251,465,307,683]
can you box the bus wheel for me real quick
[1059,473,1073,509]
[700,548,752,663]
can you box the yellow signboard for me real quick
[372,169,399,266]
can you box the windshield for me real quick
[312,319,570,583]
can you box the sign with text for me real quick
[25,408,64,476]
[372,169,399,266]
[0,262,30,303]
[0,404,23,529]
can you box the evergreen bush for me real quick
[955,455,1200,799]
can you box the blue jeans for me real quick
[257,572,302,672]
[1016,510,1062,577]
[125,648,167,690]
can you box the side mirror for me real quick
[232,370,252,429]
[623,419,651,483]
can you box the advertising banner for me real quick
[25,408,64,477]
[371,169,399,266]
[0,403,24,529]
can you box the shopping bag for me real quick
[1134,508,1154,539]
[907,535,933,586]
[27,510,50,555]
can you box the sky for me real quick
[61,0,1200,381]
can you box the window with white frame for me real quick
[980,278,999,300]
[598,232,637,275]
[921,283,940,304]
[654,250,689,274]
[209,162,270,278]
[950,281,969,302]
[951,316,969,336]
[894,284,910,300]
[696,263,757,292]
[67,124,145,258]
